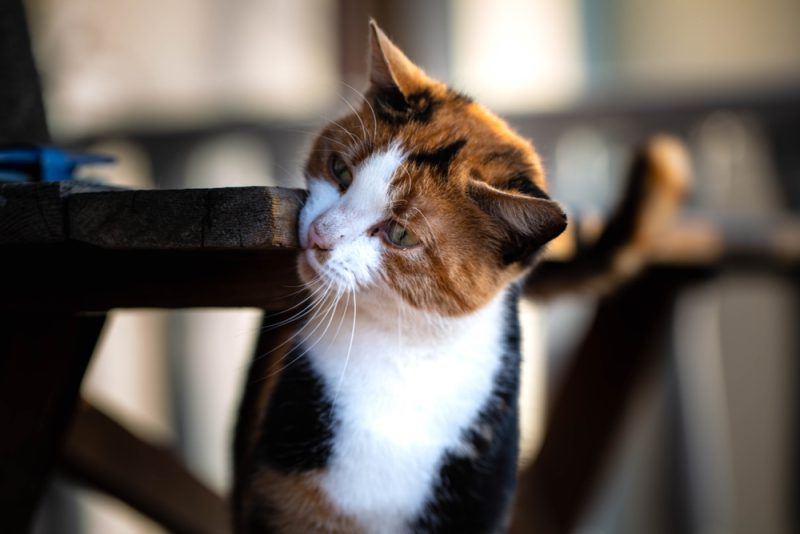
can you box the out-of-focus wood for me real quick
[527,135,692,299]
[0,314,106,532]
[0,0,49,144]
[542,215,800,270]
[232,309,300,532]
[63,402,231,534]
[511,268,699,534]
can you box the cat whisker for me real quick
[330,288,351,343]
[331,287,357,412]
[337,93,367,143]
[342,81,378,144]
[251,280,335,366]
[407,206,437,241]
[263,276,327,323]
[266,286,345,378]
[261,285,327,331]
[271,127,351,151]
[277,274,323,297]
[325,117,360,147]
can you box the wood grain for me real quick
[69,186,306,250]
[0,183,306,249]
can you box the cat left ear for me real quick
[467,180,568,264]
[368,20,431,97]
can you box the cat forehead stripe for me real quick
[372,88,439,125]
[408,139,467,180]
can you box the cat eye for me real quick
[329,155,353,189]
[385,221,420,248]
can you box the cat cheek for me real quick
[298,178,341,248]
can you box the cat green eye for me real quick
[386,221,420,248]
[330,155,353,189]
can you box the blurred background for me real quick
[23,0,799,532]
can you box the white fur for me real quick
[306,289,509,533]
[298,143,406,290]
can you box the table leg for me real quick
[0,314,105,532]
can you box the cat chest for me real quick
[308,331,504,529]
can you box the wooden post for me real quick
[0,314,106,531]
[511,268,707,533]
[0,2,109,532]
[62,403,231,534]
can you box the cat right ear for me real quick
[467,180,568,264]
[368,20,430,97]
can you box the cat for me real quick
[233,21,567,534]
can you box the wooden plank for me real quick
[0,183,306,249]
[62,402,230,534]
[69,186,306,250]
[0,182,66,244]
[0,314,106,532]
[0,182,112,245]
[0,245,300,312]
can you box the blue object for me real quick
[0,145,114,183]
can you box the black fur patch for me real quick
[504,173,550,199]
[500,205,567,267]
[412,287,522,533]
[409,139,467,181]
[452,90,474,104]
[257,352,337,472]
[372,88,438,125]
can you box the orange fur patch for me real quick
[249,469,362,534]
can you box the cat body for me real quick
[234,22,566,534]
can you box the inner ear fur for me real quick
[368,20,431,97]
[467,179,567,264]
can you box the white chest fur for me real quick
[306,289,510,533]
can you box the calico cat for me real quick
[234,21,567,534]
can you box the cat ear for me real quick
[368,20,430,97]
[467,180,567,264]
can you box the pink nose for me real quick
[308,222,332,251]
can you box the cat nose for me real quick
[308,222,332,251]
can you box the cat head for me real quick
[297,21,566,316]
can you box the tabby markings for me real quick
[372,88,438,125]
[409,139,467,181]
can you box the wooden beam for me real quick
[0,245,300,312]
[0,182,306,249]
[0,314,106,532]
[62,402,230,534]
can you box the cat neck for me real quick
[301,284,516,394]
[305,284,512,356]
